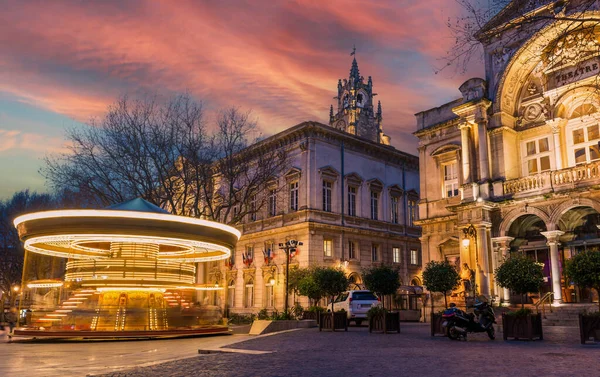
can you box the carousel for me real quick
[12,198,240,339]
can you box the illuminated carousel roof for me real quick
[13,198,240,262]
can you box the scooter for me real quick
[441,301,496,340]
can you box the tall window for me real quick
[348,186,357,216]
[408,199,417,227]
[265,280,274,308]
[322,181,332,212]
[523,137,551,174]
[348,240,356,260]
[268,189,277,216]
[572,124,600,165]
[289,181,299,211]
[245,280,254,308]
[371,244,378,262]
[370,191,379,220]
[227,280,235,308]
[324,239,333,258]
[391,196,399,224]
[250,194,257,221]
[393,247,401,264]
[443,162,459,198]
[410,249,420,265]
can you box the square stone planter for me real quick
[578,314,600,344]
[319,312,348,332]
[502,313,543,341]
[369,311,400,334]
[431,313,445,337]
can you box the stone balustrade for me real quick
[502,160,600,197]
[503,172,550,195]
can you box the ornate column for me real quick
[491,236,514,304]
[477,120,490,181]
[476,225,491,297]
[541,230,565,304]
[459,122,472,184]
[547,118,564,170]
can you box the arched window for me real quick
[245,279,254,308]
[569,103,597,119]
[265,277,275,308]
[227,279,235,308]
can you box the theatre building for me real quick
[414,0,600,305]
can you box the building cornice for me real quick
[248,121,419,171]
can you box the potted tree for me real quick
[363,265,401,333]
[565,249,600,344]
[422,260,461,336]
[495,253,544,341]
[313,267,349,332]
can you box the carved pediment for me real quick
[319,165,340,181]
[345,172,364,187]
[285,167,302,181]
[431,143,461,157]
[388,184,404,197]
[367,178,384,191]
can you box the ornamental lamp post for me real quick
[279,240,303,315]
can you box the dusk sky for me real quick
[0,0,482,198]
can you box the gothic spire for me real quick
[376,101,382,123]
[349,57,360,83]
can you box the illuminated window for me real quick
[245,279,254,308]
[289,181,299,211]
[571,124,600,165]
[324,239,333,258]
[227,280,235,308]
[393,247,401,264]
[522,137,552,175]
[410,249,420,265]
[442,162,459,198]
[323,181,332,212]
[265,280,274,308]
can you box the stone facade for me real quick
[199,58,421,315]
[415,0,600,305]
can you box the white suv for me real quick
[331,290,380,325]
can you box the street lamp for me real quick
[279,239,303,315]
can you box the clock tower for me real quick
[329,53,391,145]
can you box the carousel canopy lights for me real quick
[14,201,240,263]
[27,280,64,289]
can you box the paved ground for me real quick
[93,324,599,377]
[2,324,598,377]
[0,329,251,377]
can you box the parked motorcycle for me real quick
[441,301,496,340]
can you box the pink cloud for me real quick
[0,0,479,156]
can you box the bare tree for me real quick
[42,94,290,224]
[442,0,600,74]
[0,190,62,305]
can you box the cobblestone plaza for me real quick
[2,324,598,377]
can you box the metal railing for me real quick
[535,292,554,318]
